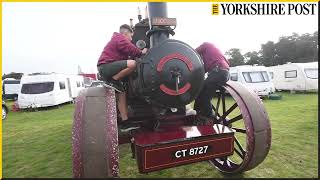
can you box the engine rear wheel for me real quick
[209,81,271,174]
[72,87,119,178]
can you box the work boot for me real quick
[195,113,218,125]
[118,120,140,132]
[103,79,124,93]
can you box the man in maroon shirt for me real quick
[194,42,230,118]
[97,24,147,92]
[97,24,147,131]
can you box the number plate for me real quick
[151,17,177,26]
[174,145,210,159]
[135,135,234,173]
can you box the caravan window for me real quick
[21,82,54,94]
[59,81,66,89]
[3,80,20,85]
[304,68,318,79]
[243,72,251,82]
[250,72,265,82]
[230,73,238,81]
[285,70,297,78]
[242,71,270,83]
[262,72,270,81]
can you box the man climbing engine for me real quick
[194,42,230,119]
[97,24,148,131]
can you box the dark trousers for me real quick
[194,68,230,117]
[97,60,128,81]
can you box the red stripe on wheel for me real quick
[160,83,191,96]
[157,53,193,72]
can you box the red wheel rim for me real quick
[209,81,271,174]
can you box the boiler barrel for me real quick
[133,2,205,108]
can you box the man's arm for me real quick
[117,37,142,58]
[195,44,203,56]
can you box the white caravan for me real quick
[229,65,275,96]
[18,73,85,108]
[267,62,318,92]
[2,78,21,100]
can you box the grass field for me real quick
[2,92,318,178]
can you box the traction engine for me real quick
[72,2,271,178]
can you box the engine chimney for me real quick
[147,2,170,47]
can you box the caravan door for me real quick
[67,78,72,99]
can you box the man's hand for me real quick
[142,48,148,54]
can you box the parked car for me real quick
[2,101,9,120]
[90,80,104,87]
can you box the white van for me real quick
[229,65,275,96]
[267,62,318,92]
[18,73,85,109]
[2,78,21,100]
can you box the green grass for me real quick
[2,92,318,178]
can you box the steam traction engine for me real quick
[72,2,271,177]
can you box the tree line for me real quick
[225,31,318,67]
[2,31,318,80]
[2,72,51,80]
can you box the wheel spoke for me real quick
[221,103,238,119]
[221,90,226,114]
[234,147,245,159]
[216,94,221,115]
[220,156,228,167]
[234,137,246,155]
[225,114,242,126]
[211,104,217,114]
[232,127,247,133]
[222,123,227,132]
[211,104,221,117]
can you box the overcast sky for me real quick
[2,2,318,75]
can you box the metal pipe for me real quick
[148,2,168,18]
[138,7,142,22]
[147,2,170,47]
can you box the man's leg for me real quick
[116,91,140,131]
[117,92,128,121]
[112,60,136,80]
[194,71,220,117]
[98,60,139,131]
[194,86,206,115]
[194,84,216,117]
[98,60,136,92]
[198,69,229,117]
[112,60,136,122]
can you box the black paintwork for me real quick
[126,2,205,118]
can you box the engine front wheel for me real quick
[72,87,119,178]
